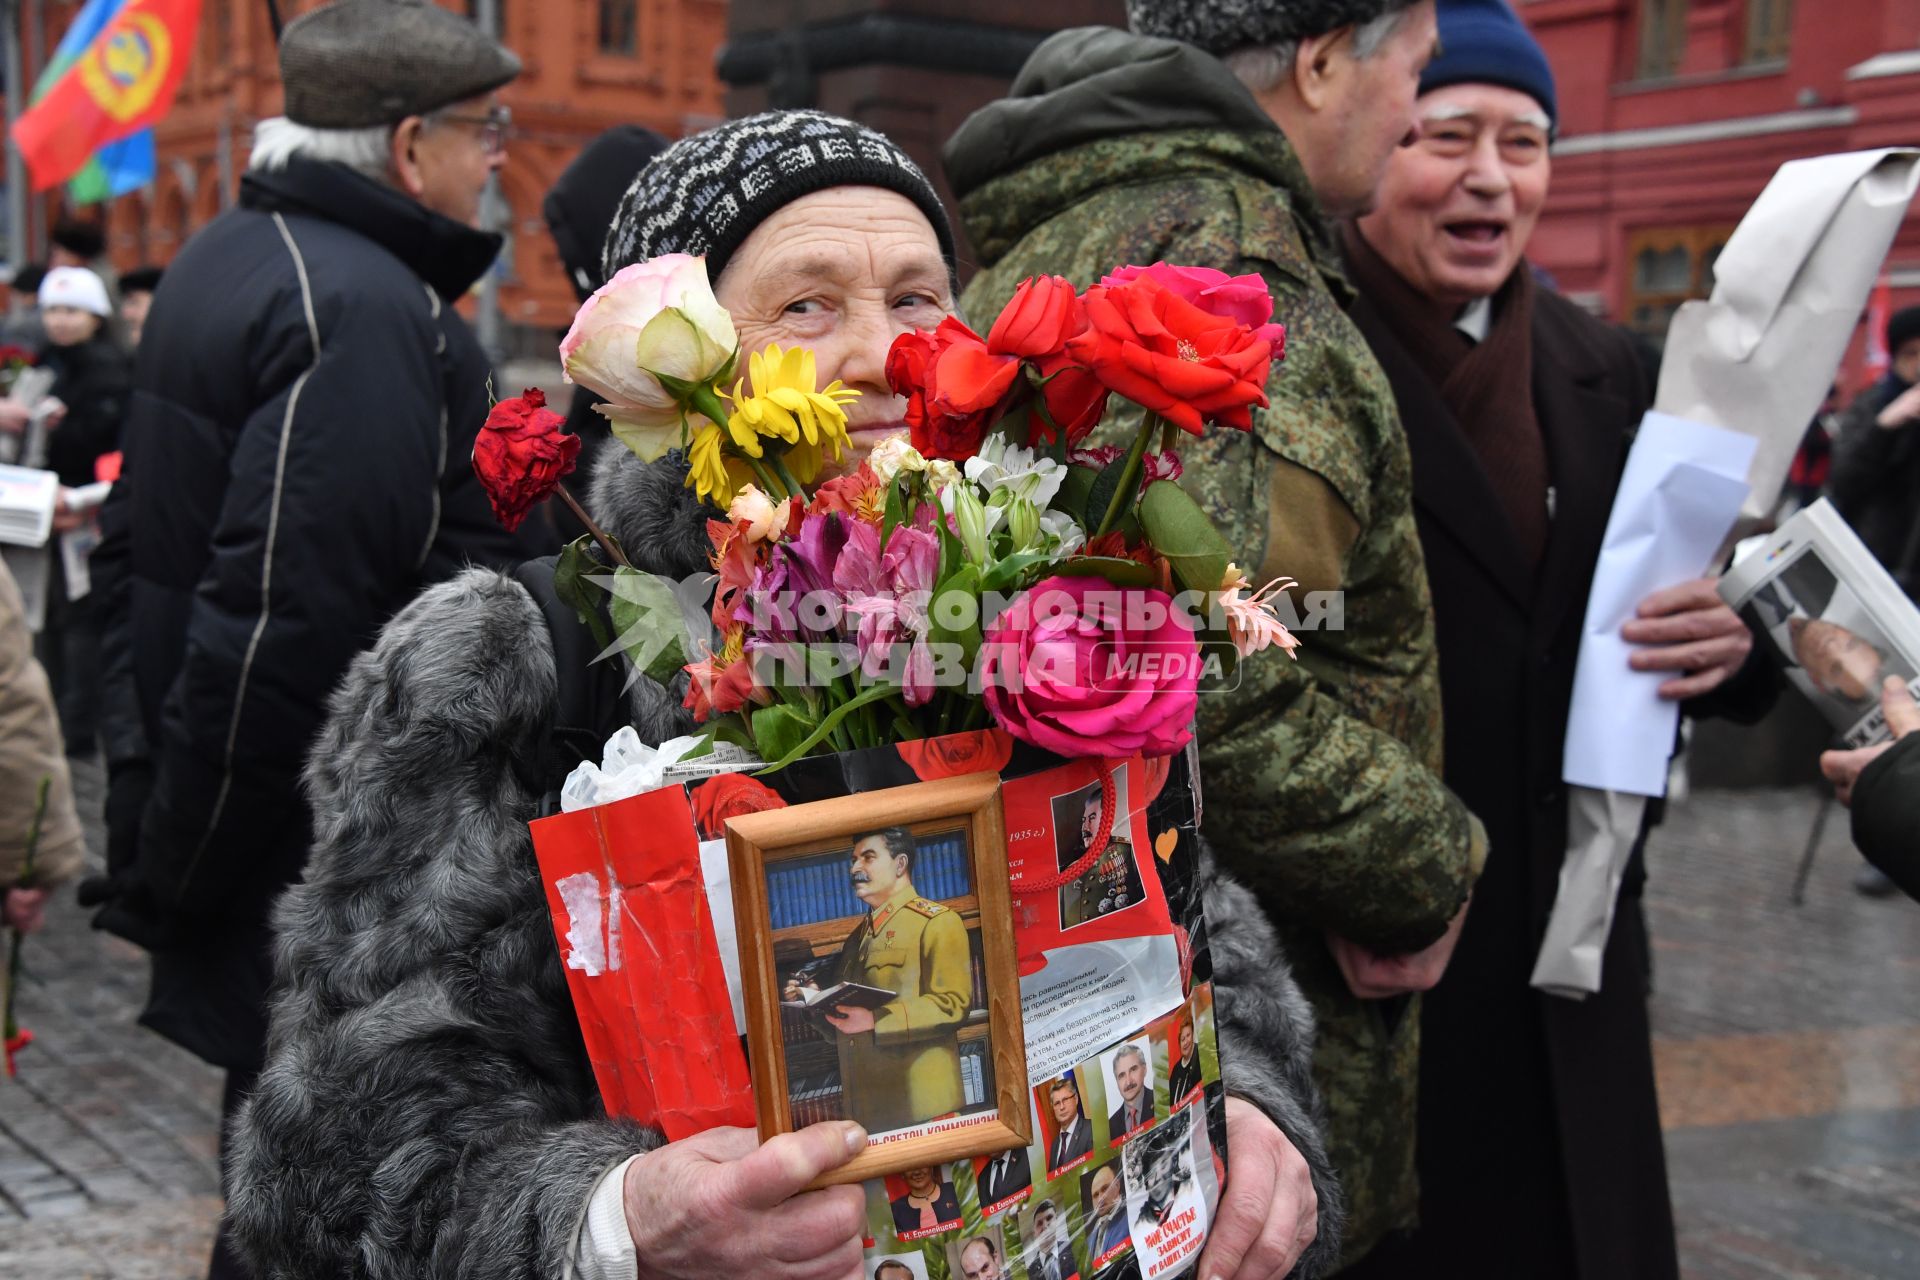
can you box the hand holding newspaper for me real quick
[1536,148,1920,998]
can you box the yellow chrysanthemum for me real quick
[724,344,860,464]
[685,422,754,507]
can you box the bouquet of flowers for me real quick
[473,256,1301,769]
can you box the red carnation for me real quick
[472,388,581,531]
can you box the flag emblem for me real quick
[79,14,174,122]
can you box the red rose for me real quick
[897,730,1015,780]
[472,388,581,531]
[1065,277,1277,435]
[987,275,1084,359]
[1101,263,1287,352]
[689,771,786,840]
[888,318,1020,461]
[1028,355,1110,447]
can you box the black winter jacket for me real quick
[1853,735,1920,898]
[91,158,525,1069]
[1829,378,1920,595]
[41,334,132,488]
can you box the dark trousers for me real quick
[209,1066,259,1280]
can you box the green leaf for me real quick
[980,551,1059,595]
[553,535,615,653]
[929,563,985,672]
[1139,480,1234,596]
[1054,556,1155,588]
[1053,464,1098,524]
[883,474,911,544]
[750,703,816,764]
[755,682,901,773]
[604,566,690,685]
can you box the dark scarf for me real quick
[1342,223,1551,567]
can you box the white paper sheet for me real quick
[1561,413,1757,796]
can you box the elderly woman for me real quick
[228,111,1335,1280]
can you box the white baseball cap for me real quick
[38,266,111,318]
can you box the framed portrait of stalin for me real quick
[727,773,1031,1186]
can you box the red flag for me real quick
[1863,271,1893,385]
[10,0,201,193]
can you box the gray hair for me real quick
[249,116,392,181]
[1112,1043,1147,1075]
[1223,9,1410,95]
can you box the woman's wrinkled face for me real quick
[714,187,952,459]
[42,304,101,347]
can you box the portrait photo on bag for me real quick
[1051,773,1146,931]
[727,773,1031,1186]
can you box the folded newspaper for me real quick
[1719,499,1920,747]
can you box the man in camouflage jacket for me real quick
[946,8,1485,1266]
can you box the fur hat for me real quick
[280,0,521,128]
[1124,0,1418,55]
[600,110,955,285]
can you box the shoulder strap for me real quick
[514,555,631,817]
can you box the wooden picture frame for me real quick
[726,772,1031,1188]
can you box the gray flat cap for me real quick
[1126,0,1419,55]
[281,0,522,128]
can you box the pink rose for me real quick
[979,575,1199,759]
[1101,263,1286,349]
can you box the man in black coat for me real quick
[85,4,524,1272]
[1336,2,1757,1276]
[1830,305,1920,601]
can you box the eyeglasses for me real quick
[432,105,512,157]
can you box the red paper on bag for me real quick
[532,787,755,1138]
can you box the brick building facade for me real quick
[1525,0,1920,379]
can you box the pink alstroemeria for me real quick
[1218,564,1301,659]
[835,519,940,705]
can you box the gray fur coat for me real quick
[227,449,1342,1279]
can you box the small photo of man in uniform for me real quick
[780,825,977,1135]
[1122,1109,1210,1247]
[887,1163,963,1237]
[1039,1070,1095,1175]
[1102,1038,1159,1145]
[1051,778,1145,930]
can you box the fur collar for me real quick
[585,446,717,581]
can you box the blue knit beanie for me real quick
[1420,0,1558,132]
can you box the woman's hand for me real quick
[1194,1097,1318,1280]
[0,400,28,437]
[627,1122,869,1280]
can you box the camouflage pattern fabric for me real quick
[950,37,1484,1263]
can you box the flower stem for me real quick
[1160,419,1178,454]
[690,384,732,430]
[772,456,809,507]
[556,483,631,568]
[745,456,787,500]
[1095,413,1158,537]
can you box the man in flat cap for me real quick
[86,2,525,1274]
[950,1,1473,1271]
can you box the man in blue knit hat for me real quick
[1337,2,1758,1276]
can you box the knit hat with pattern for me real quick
[1125,0,1419,55]
[601,110,956,284]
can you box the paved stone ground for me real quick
[3,764,1916,1278]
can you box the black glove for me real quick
[104,758,154,880]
